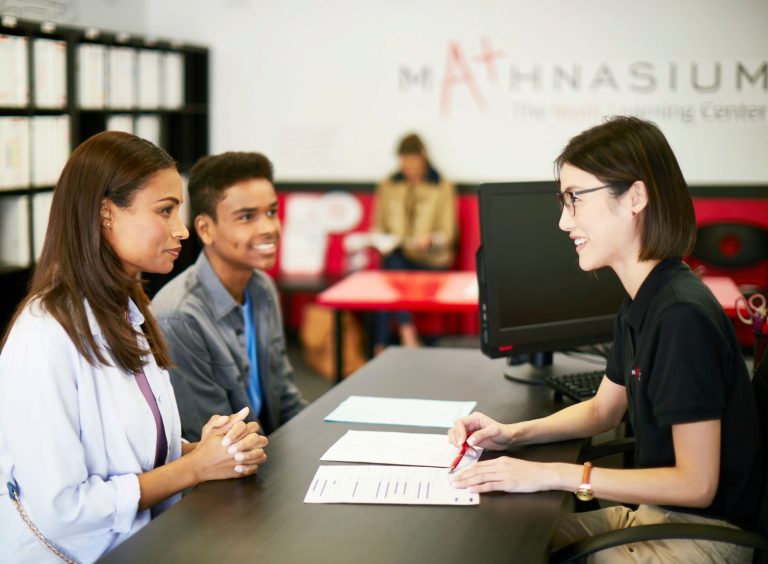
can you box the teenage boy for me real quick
[153,152,306,441]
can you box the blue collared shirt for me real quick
[243,288,263,415]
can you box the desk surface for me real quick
[102,348,600,564]
[316,270,478,312]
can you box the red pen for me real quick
[448,431,475,474]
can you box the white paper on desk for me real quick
[304,465,479,505]
[324,396,476,428]
[370,232,400,255]
[320,430,483,470]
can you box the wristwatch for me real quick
[575,461,594,501]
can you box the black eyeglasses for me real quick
[556,184,613,216]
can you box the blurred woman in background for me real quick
[371,133,457,352]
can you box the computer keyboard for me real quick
[545,370,604,402]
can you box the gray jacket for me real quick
[151,252,306,440]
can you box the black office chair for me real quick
[550,357,768,564]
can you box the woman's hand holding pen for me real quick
[449,413,559,493]
[448,412,515,451]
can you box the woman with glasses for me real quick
[449,116,760,563]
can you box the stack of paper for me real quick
[307,398,481,506]
[324,395,476,428]
[320,430,482,470]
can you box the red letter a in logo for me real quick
[440,41,487,118]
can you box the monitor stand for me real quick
[503,351,553,386]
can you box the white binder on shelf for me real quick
[137,49,162,109]
[77,43,107,109]
[161,51,184,109]
[107,46,137,109]
[179,173,190,226]
[0,34,28,107]
[0,117,31,191]
[106,114,134,133]
[135,114,161,146]
[32,191,54,259]
[31,115,70,187]
[33,38,67,108]
[0,195,31,268]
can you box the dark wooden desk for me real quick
[101,348,598,564]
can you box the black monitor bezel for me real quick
[477,181,622,359]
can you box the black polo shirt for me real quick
[605,258,762,529]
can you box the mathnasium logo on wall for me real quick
[397,37,768,126]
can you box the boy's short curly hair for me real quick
[188,152,274,220]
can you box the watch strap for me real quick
[575,461,594,501]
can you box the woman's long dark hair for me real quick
[1,131,175,373]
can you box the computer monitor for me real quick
[476,182,626,379]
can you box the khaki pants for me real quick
[553,504,752,563]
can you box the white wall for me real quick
[142,1,767,183]
[1,0,146,36]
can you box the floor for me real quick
[287,341,334,403]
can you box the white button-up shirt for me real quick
[0,298,182,563]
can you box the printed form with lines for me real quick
[304,430,482,505]
[304,465,478,505]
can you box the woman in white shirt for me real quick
[0,131,267,563]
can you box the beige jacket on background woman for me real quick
[371,174,457,268]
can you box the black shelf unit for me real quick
[0,17,209,333]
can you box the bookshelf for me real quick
[0,16,209,332]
